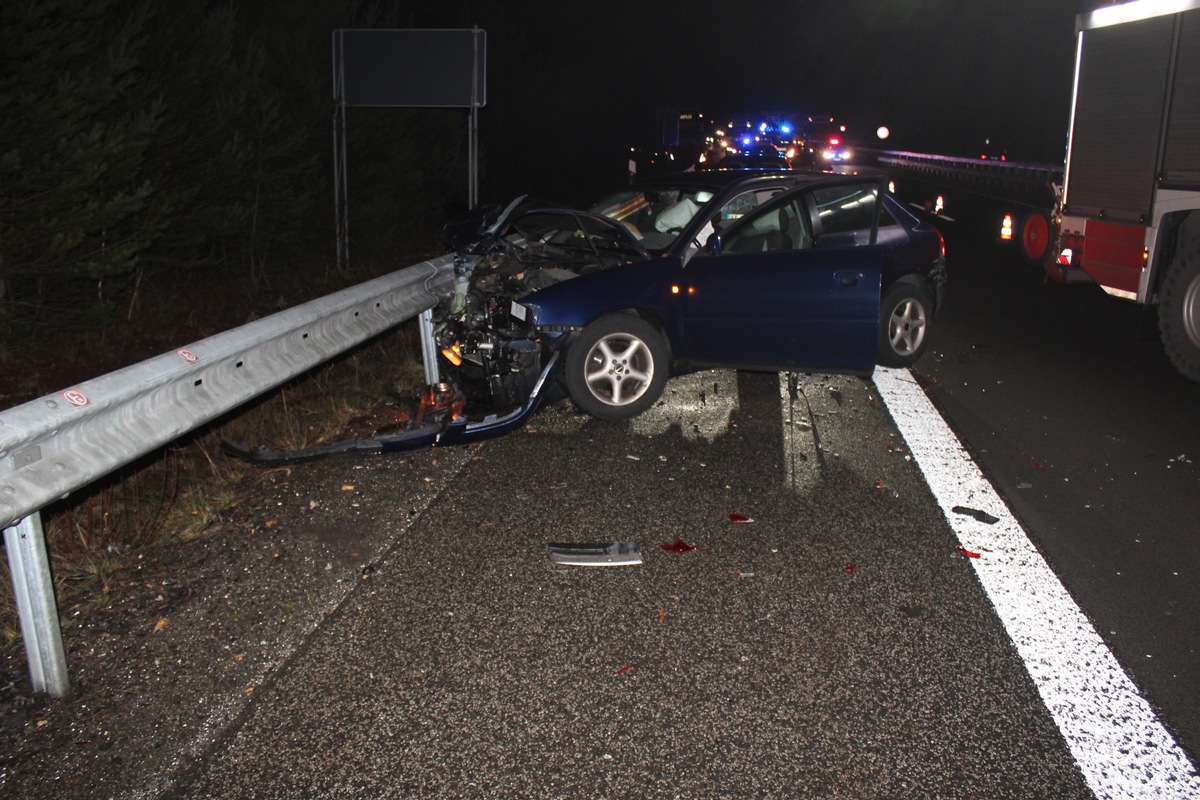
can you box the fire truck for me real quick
[1037,0,1200,381]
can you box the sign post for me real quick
[332,28,487,272]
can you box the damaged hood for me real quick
[442,195,649,262]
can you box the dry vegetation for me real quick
[1,256,434,651]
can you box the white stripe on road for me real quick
[873,366,1200,800]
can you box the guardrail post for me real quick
[3,514,70,697]
[419,308,441,386]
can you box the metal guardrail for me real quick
[2,254,455,695]
[869,149,1063,209]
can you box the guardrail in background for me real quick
[871,149,1063,209]
[2,254,456,696]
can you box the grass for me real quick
[1,318,429,648]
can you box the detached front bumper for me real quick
[221,352,561,466]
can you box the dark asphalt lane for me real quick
[913,212,1200,763]
[167,373,1092,799]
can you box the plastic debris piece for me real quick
[658,608,666,624]
[728,512,755,524]
[615,665,634,676]
[545,481,568,489]
[873,481,886,489]
[957,546,982,559]
[659,538,702,554]
[951,505,999,525]
[844,564,859,575]
[549,541,642,567]
[733,571,755,578]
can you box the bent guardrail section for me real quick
[2,254,455,695]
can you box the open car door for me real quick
[680,176,885,373]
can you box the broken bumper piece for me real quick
[548,541,643,567]
[221,352,560,466]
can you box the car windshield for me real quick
[590,186,717,254]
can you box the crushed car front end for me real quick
[434,198,648,409]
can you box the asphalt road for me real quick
[138,203,1200,799]
[10,192,1196,799]
[163,371,1096,799]
[914,207,1200,765]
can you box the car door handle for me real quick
[835,271,865,287]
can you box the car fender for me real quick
[527,258,684,336]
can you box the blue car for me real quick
[436,171,945,421]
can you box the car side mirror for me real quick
[705,234,723,255]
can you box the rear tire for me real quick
[565,314,669,420]
[1018,210,1053,265]
[1158,243,1200,382]
[879,283,932,367]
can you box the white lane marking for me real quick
[873,366,1200,800]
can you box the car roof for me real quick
[632,168,890,195]
[631,169,805,193]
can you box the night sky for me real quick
[417,0,1096,204]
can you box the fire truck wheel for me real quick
[1158,243,1200,383]
[879,282,933,367]
[1018,210,1053,265]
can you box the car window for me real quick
[712,187,786,225]
[718,179,886,254]
[810,184,880,246]
[722,198,810,253]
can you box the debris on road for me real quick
[957,546,982,559]
[548,541,642,566]
[728,512,755,524]
[952,505,1000,524]
[659,539,703,554]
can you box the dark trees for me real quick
[0,0,471,354]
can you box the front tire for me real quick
[565,314,669,420]
[1158,243,1200,382]
[879,283,932,367]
